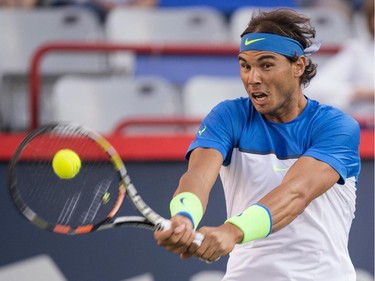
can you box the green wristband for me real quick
[170,192,203,229]
[225,204,272,244]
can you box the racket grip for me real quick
[159,219,204,247]
[158,219,172,230]
[192,232,204,247]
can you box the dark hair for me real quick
[241,9,318,87]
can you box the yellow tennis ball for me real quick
[52,149,81,179]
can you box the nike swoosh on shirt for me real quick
[198,126,207,136]
[245,38,266,46]
[272,165,290,172]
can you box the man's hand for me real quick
[154,215,197,256]
[186,223,243,263]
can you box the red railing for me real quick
[1,125,373,161]
[112,116,203,135]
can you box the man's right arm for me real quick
[153,147,223,257]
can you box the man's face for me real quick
[238,51,305,123]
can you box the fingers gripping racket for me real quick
[8,123,203,246]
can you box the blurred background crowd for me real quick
[0,0,373,133]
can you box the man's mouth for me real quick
[251,92,268,103]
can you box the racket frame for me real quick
[8,123,170,234]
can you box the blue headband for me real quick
[240,33,304,57]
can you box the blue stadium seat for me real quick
[135,55,239,85]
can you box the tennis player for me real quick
[154,8,361,281]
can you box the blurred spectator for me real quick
[296,0,361,18]
[93,0,157,10]
[305,0,374,118]
[159,0,298,18]
[42,0,158,22]
[0,0,39,7]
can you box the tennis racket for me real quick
[8,122,203,246]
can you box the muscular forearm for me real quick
[173,148,223,213]
[259,156,339,233]
[175,170,211,212]
[258,181,309,232]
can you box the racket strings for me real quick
[57,192,81,226]
[80,176,113,225]
[13,126,122,231]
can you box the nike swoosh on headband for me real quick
[240,33,304,57]
[244,37,266,46]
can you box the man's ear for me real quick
[294,56,306,78]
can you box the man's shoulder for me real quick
[309,99,359,130]
[212,97,250,118]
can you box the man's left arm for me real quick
[258,155,340,232]
[190,155,340,262]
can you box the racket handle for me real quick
[158,219,172,230]
[158,219,204,246]
[160,220,214,263]
[192,232,204,247]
